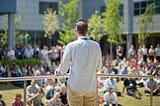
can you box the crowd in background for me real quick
[0,43,160,106]
[98,44,160,106]
[0,44,65,78]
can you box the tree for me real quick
[88,11,105,41]
[42,8,59,47]
[58,0,79,46]
[138,3,156,45]
[0,16,29,47]
[0,25,7,46]
[102,0,124,58]
[15,16,30,45]
[43,8,59,38]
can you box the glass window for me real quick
[141,1,147,8]
[155,7,160,14]
[100,6,106,13]
[147,0,154,6]
[155,0,160,6]
[140,8,146,14]
[119,4,123,16]
[134,9,140,16]
[155,0,160,14]
[134,2,140,16]
[39,2,58,14]
[134,2,140,9]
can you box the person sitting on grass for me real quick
[97,66,107,92]
[104,87,122,106]
[0,94,6,106]
[122,71,141,99]
[27,87,44,106]
[59,84,68,106]
[12,92,24,106]
[103,76,121,96]
[144,78,160,96]
[26,80,39,105]
[45,79,56,105]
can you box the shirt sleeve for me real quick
[96,44,102,72]
[57,44,72,75]
[113,92,117,102]
[103,93,107,101]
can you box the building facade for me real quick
[0,0,160,50]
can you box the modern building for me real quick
[0,0,160,55]
[0,0,61,47]
[0,0,16,48]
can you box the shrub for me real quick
[1,58,42,68]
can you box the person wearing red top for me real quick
[130,58,138,68]
[12,92,24,106]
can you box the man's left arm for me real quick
[96,45,102,72]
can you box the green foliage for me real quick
[58,30,75,46]
[0,19,10,46]
[42,8,59,38]
[1,58,41,68]
[138,3,156,45]
[58,0,79,46]
[88,11,105,40]
[0,29,8,46]
[16,16,30,44]
[103,0,124,45]
[0,16,29,47]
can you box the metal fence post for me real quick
[150,78,153,106]
[23,81,27,106]
[96,75,98,106]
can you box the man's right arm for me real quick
[56,44,72,75]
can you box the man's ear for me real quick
[86,29,89,34]
[74,29,78,37]
[74,29,77,33]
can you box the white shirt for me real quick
[40,49,49,58]
[0,65,5,76]
[142,47,147,55]
[57,37,102,93]
[103,78,117,91]
[104,92,117,104]
[24,48,34,58]
[7,49,15,57]
[155,47,160,56]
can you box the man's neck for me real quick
[78,35,86,38]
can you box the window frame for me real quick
[39,1,58,14]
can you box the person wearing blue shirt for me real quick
[144,78,160,96]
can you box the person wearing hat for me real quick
[55,19,102,106]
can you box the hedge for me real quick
[1,58,42,68]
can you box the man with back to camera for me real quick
[55,19,102,106]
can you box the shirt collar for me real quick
[78,36,90,40]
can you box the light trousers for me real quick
[67,87,97,106]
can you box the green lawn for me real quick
[0,82,160,106]
[99,81,160,106]
[0,83,23,105]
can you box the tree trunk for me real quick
[110,43,113,60]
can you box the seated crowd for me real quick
[0,44,160,106]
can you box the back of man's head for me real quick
[75,19,88,35]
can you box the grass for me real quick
[99,81,160,106]
[0,83,23,105]
[0,81,160,106]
